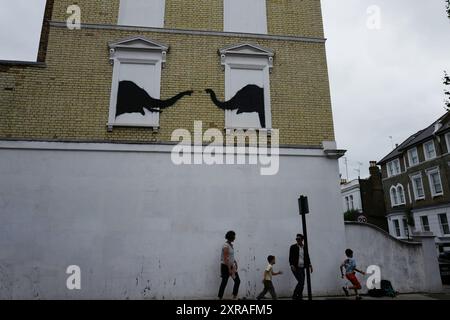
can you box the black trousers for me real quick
[257,280,277,300]
[218,264,240,299]
[292,267,305,299]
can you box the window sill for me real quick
[432,193,444,198]
[107,123,160,132]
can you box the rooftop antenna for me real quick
[343,157,349,181]
[355,161,363,178]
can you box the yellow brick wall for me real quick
[50,0,324,38]
[0,25,334,145]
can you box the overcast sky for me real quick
[0,0,449,180]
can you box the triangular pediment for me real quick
[109,36,169,51]
[219,43,274,57]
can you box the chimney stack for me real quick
[369,161,381,177]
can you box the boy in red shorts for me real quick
[340,249,366,300]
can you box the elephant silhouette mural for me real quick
[205,85,266,128]
[116,80,193,117]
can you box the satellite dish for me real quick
[357,215,367,223]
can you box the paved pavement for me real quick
[271,285,450,300]
[312,285,450,300]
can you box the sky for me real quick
[0,0,449,180]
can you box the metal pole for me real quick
[301,213,312,301]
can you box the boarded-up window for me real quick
[224,0,267,34]
[108,36,168,130]
[118,0,165,28]
[219,44,274,130]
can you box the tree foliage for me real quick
[343,209,360,222]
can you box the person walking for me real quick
[218,230,241,300]
[256,255,283,300]
[289,234,313,300]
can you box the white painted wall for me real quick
[413,207,450,238]
[345,223,427,293]
[0,141,346,299]
[118,0,165,28]
[224,0,268,34]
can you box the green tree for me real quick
[343,209,360,222]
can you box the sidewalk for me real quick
[275,285,450,300]
[317,285,450,300]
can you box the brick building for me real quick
[0,1,347,299]
[378,112,450,251]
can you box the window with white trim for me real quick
[349,195,354,210]
[224,0,268,34]
[118,0,165,28]
[427,167,443,197]
[410,173,425,200]
[402,218,409,238]
[387,159,401,177]
[439,213,450,235]
[390,184,406,207]
[390,187,398,207]
[216,43,273,130]
[107,36,168,130]
[345,196,350,211]
[393,219,401,237]
[423,140,436,160]
[408,147,419,166]
[397,185,406,204]
[421,215,430,232]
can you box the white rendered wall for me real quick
[345,223,427,293]
[0,141,345,299]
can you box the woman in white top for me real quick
[218,230,241,300]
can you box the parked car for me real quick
[439,252,450,285]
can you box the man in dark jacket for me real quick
[289,234,313,300]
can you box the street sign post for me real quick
[298,195,312,301]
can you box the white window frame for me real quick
[426,167,443,197]
[107,36,168,130]
[439,213,450,236]
[402,218,409,238]
[423,140,436,160]
[410,172,425,200]
[408,147,419,166]
[420,215,430,232]
[390,186,398,207]
[393,219,401,238]
[390,184,406,207]
[397,184,406,205]
[387,158,401,177]
[219,43,274,131]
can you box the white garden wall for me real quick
[0,141,346,299]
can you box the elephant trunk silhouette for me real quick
[116,80,193,117]
[205,85,266,128]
